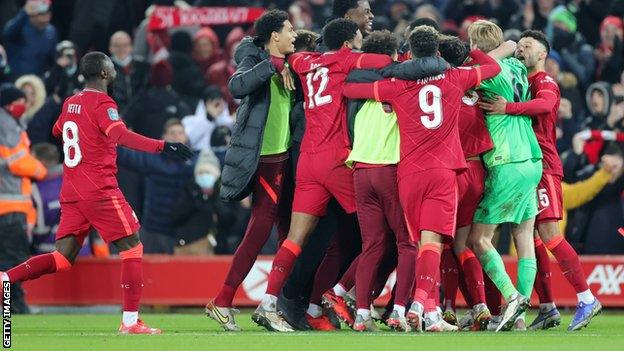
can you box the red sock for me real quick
[457,270,475,307]
[6,251,70,282]
[484,272,501,315]
[534,237,554,304]
[120,244,144,312]
[214,285,236,307]
[546,235,589,293]
[412,243,441,305]
[458,249,486,306]
[441,245,459,310]
[266,240,301,296]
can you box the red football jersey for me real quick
[529,72,563,176]
[289,48,392,153]
[458,90,494,158]
[53,89,125,202]
[372,67,483,179]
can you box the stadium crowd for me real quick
[1,0,624,265]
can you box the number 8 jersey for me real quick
[53,89,125,202]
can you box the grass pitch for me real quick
[10,311,624,351]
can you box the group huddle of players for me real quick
[207,5,610,334]
[0,1,610,336]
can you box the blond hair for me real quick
[467,20,503,53]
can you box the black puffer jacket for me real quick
[345,57,449,141]
[219,37,279,201]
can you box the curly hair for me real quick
[438,35,469,67]
[409,25,439,58]
[323,18,359,51]
[294,29,320,52]
[361,30,398,56]
[254,9,289,45]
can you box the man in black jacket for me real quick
[207,10,298,332]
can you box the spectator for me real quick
[2,0,58,77]
[109,31,149,113]
[25,92,63,155]
[206,27,245,112]
[559,153,624,233]
[595,16,624,83]
[0,44,12,84]
[172,149,222,255]
[510,0,556,32]
[30,142,62,255]
[43,41,84,99]
[182,86,232,151]
[193,27,224,79]
[577,0,612,46]
[116,119,197,254]
[210,125,232,168]
[0,84,47,313]
[124,60,191,139]
[168,30,207,108]
[68,0,140,54]
[14,74,46,124]
[546,5,595,89]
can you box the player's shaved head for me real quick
[80,51,115,82]
[520,30,550,53]
[409,25,439,58]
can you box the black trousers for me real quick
[0,212,31,314]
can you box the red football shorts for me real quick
[399,168,458,243]
[536,173,563,224]
[456,160,486,228]
[292,147,356,217]
[56,189,140,245]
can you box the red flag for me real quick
[148,6,265,31]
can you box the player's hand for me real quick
[478,95,507,115]
[162,142,193,161]
[281,65,296,91]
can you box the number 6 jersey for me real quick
[53,89,127,202]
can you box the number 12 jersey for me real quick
[53,89,125,202]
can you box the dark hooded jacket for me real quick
[219,37,297,201]
[345,57,450,142]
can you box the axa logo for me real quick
[242,261,272,301]
[586,264,624,295]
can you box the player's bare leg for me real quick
[510,217,537,331]
[113,233,161,335]
[536,221,600,331]
[254,212,319,332]
[470,223,528,331]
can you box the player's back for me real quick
[54,89,122,202]
[478,57,542,167]
[379,68,470,178]
[290,48,387,153]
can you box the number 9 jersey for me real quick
[53,88,126,202]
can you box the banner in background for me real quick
[148,6,265,31]
[23,255,624,307]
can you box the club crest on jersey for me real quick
[462,90,479,106]
[107,108,120,121]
